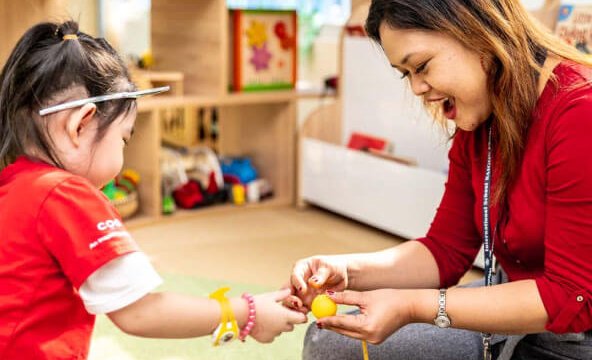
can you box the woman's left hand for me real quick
[316,289,415,345]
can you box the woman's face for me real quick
[379,25,492,131]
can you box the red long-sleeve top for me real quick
[417,61,592,334]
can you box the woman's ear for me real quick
[66,103,97,147]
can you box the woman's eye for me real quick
[415,61,428,75]
[123,138,129,146]
[398,60,429,79]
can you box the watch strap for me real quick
[210,287,239,345]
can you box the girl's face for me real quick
[85,111,136,187]
[57,109,136,188]
[379,25,492,131]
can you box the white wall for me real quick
[341,37,451,174]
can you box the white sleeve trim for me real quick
[79,252,163,314]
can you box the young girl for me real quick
[288,0,592,359]
[0,21,306,359]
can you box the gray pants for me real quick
[303,275,592,359]
[303,321,592,360]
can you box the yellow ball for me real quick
[311,294,337,319]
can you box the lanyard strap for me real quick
[479,50,545,360]
[483,126,495,287]
[482,126,494,360]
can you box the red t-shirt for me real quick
[418,61,592,334]
[0,157,139,359]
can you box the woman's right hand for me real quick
[286,255,349,311]
[249,289,308,343]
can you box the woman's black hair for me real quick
[0,20,136,168]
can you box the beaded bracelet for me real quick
[239,293,256,342]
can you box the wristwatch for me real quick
[433,288,451,328]
[210,287,239,346]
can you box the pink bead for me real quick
[239,293,257,342]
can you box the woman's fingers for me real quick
[318,313,365,333]
[308,266,331,288]
[321,325,365,341]
[328,290,364,306]
[291,262,312,294]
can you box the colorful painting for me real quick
[229,10,297,92]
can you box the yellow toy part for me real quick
[209,287,239,346]
[121,169,140,185]
[311,294,337,319]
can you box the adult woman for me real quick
[289,1,592,359]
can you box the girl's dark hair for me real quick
[365,0,592,203]
[0,20,136,169]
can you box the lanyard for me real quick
[479,49,545,360]
[482,126,494,360]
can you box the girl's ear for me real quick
[66,103,97,147]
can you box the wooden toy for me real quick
[229,9,297,92]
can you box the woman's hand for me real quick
[286,255,349,312]
[249,289,308,343]
[316,289,417,345]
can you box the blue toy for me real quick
[220,157,258,184]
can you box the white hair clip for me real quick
[39,86,170,116]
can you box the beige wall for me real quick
[0,0,98,67]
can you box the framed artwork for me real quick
[229,9,298,92]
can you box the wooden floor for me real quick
[130,206,482,289]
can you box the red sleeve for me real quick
[36,176,139,289]
[536,89,592,333]
[416,131,482,288]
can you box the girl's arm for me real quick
[107,289,306,341]
[107,292,242,338]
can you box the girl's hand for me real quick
[316,289,415,345]
[289,255,349,310]
[249,289,308,343]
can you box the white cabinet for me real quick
[299,34,450,241]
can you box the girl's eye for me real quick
[399,71,410,79]
[123,138,129,146]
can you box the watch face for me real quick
[212,324,236,346]
[434,315,451,328]
[220,331,235,343]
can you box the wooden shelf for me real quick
[119,0,311,228]
[137,90,329,112]
[126,94,297,228]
